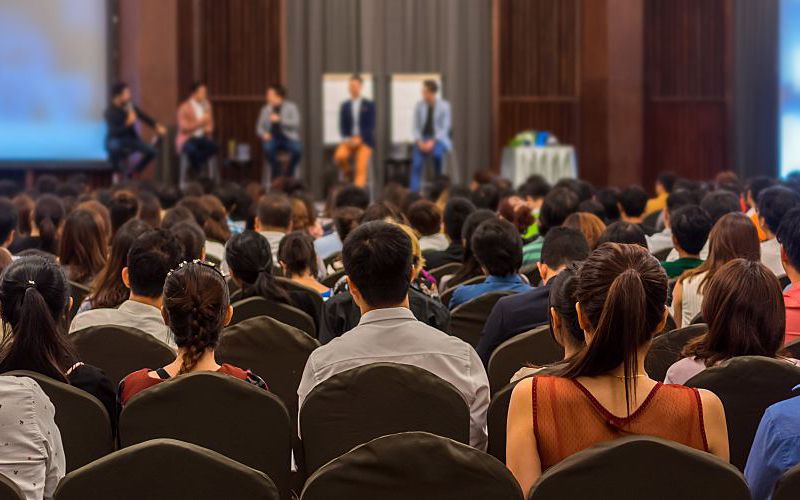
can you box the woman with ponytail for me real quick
[8,194,65,255]
[506,243,729,494]
[0,256,116,418]
[119,260,267,405]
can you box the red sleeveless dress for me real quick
[532,375,709,470]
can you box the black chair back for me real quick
[119,372,292,499]
[780,275,791,289]
[529,436,749,500]
[5,371,113,472]
[487,379,522,463]
[520,264,541,286]
[774,463,800,500]
[68,281,91,320]
[440,275,485,307]
[448,291,516,347]
[644,324,709,382]
[321,269,345,289]
[276,277,324,331]
[71,325,174,387]
[54,439,278,500]
[652,247,672,262]
[231,296,316,338]
[0,473,24,500]
[785,339,800,359]
[300,432,522,500]
[429,262,462,283]
[686,356,800,470]
[299,363,470,475]
[487,324,563,394]
[216,315,319,430]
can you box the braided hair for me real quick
[163,261,229,374]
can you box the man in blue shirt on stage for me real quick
[334,74,376,188]
[410,80,451,193]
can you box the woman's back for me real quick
[532,375,707,469]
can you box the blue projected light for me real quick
[0,0,107,161]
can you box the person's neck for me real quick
[129,293,163,310]
[787,265,800,286]
[763,229,776,242]
[260,226,286,234]
[358,298,410,316]
[541,265,565,285]
[677,249,699,260]
[622,214,644,224]
[563,343,581,360]
[165,348,219,375]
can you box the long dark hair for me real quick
[163,261,229,374]
[0,256,77,382]
[224,231,291,304]
[447,209,496,289]
[33,194,65,254]
[561,243,668,414]
[683,259,786,366]
[89,219,151,309]
[278,231,319,278]
[548,263,585,353]
[58,208,109,284]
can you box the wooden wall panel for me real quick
[177,0,283,181]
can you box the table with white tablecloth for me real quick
[501,146,578,186]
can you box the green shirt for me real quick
[661,257,703,279]
[522,236,544,267]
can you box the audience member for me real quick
[0,197,18,249]
[278,231,331,299]
[119,261,267,405]
[200,194,232,260]
[594,187,620,223]
[647,189,694,256]
[745,394,800,499]
[361,201,405,225]
[498,196,536,239]
[84,219,151,312]
[758,186,800,276]
[137,191,162,229]
[449,219,530,309]
[12,193,34,237]
[70,229,183,347]
[522,187,579,266]
[477,227,589,365]
[0,257,116,417]
[169,220,206,262]
[673,213,760,327]
[424,197,476,269]
[506,243,728,493]
[701,190,741,226]
[0,376,64,500]
[298,221,489,449]
[596,221,647,248]
[745,176,777,241]
[472,183,500,211]
[407,199,448,252]
[0,248,11,275]
[618,186,655,235]
[645,172,677,215]
[575,200,606,226]
[563,212,605,249]
[666,259,795,385]
[315,186,370,260]
[58,208,109,286]
[254,193,293,263]
[8,194,64,255]
[778,207,800,344]
[660,206,712,278]
[160,205,195,230]
[108,190,140,237]
[519,175,551,214]
[442,209,496,290]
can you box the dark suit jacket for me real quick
[339,99,376,147]
[476,283,552,366]
[423,242,464,271]
[319,286,450,344]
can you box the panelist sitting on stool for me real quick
[410,80,451,193]
[104,82,166,178]
[334,74,376,187]
[176,81,218,176]
[256,84,302,183]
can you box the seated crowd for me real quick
[1,169,800,499]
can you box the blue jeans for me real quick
[107,137,157,174]
[263,136,302,180]
[411,139,447,192]
[183,137,218,169]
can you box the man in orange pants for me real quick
[334,75,375,187]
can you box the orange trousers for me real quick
[334,141,372,187]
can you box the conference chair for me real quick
[119,372,292,499]
[774,462,800,500]
[653,247,672,262]
[300,432,522,500]
[644,324,709,382]
[440,274,486,306]
[276,277,324,330]
[231,296,316,338]
[68,281,91,320]
[685,356,800,470]
[487,324,564,394]
[429,262,461,283]
[216,315,319,429]
[786,339,800,359]
[323,252,342,271]
[71,325,174,387]
[690,312,705,325]
[299,363,471,475]
[644,210,662,232]
[54,439,278,500]
[520,264,541,287]
[321,269,345,289]
[5,371,114,472]
[780,275,791,290]
[448,291,516,348]
[528,436,749,500]
[0,473,23,500]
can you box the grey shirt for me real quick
[298,307,489,450]
[69,299,175,349]
[256,101,301,142]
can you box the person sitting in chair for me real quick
[410,80,451,193]
[176,81,218,178]
[256,84,302,183]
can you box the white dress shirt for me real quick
[761,238,786,277]
[646,227,673,255]
[69,299,175,349]
[297,307,489,450]
[419,233,450,253]
[190,98,206,138]
[351,98,362,137]
[259,230,285,264]
[0,376,65,500]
